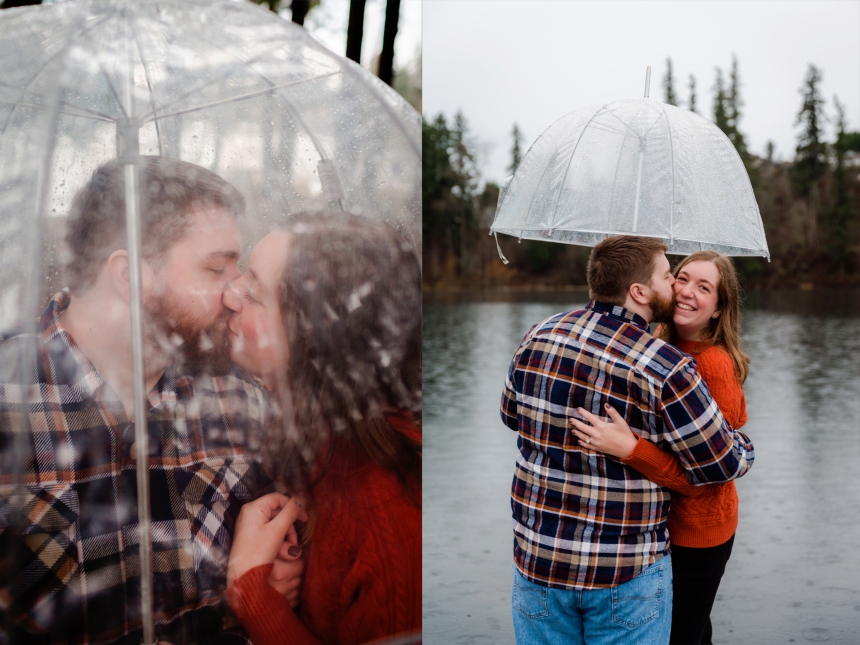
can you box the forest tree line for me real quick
[423,60,860,290]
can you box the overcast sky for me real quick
[424,0,860,186]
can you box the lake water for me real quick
[423,289,860,645]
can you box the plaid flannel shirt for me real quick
[501,300,754,590]
[0,292,272,644]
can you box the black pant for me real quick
[670,534,735,645]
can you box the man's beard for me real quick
[649,290,676,324]
[144,288,232,377]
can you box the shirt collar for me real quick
[587,300,649,332]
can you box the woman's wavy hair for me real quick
[659,250,750,384]
[261,211,422,508]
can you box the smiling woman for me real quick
[661,250,751,384]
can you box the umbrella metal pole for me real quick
[125,161,157,645]
[632,144,644,233]
[644,66,651,99]
[121,23,157,645]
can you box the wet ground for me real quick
[423,289,860,645]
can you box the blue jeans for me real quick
[512,555,673,645]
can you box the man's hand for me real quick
[227,493,308,589]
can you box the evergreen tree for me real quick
[726,55,749,161]
[688,74,697,114]
[662,58,677,106]
[712,68,729,134]
[827,95,852,273]
[509,124,523,175]
[792,64,828,196]
[422,112,478,264]
[765,141,775,162]
[451,111,478,201]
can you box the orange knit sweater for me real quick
[621,339,747,548]
[224,416,421,645]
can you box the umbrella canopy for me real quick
[0,1,419,642]
[0,0,421,330]
[491,96,769,259]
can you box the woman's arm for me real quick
[569,347,747,495]
[568,405,707,497]
[226,564,322,645]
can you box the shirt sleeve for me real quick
[500,325,539,432]
[658,358,754,485]
[620,436,707,497]
[225,564,322,645]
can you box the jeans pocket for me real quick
[610,560,665,628]
[513,569,549,619]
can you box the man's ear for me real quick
[628,282,651,307]
[107,250,130,303]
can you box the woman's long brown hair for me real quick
[659,251,751,384]
[260,212,422,522]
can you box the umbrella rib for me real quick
[141,72,340,123]
[604,107,644,140]
[136,11,333,160]
[131,21,164,155]
[641,111,666,139]
[101,66,128,120]
[606,113,633,225]
[133,10,296,122]
[0,96,115,123]
[335,57,421,159]
[135,60,270,123]
[654,103,676,241]
[0,12,116,143]
[547,105,608,230]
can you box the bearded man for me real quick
[500,236,755,645]
[0,157,297,644]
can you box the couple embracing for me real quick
[0,157,421,645]
[502,235,754,645]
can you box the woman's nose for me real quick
[222,281,242,313]
[678,282,694,298]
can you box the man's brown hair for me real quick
[587,235,669,305]
[64,156,245,293]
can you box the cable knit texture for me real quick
[621,340,747,548]
[225,415,421,645]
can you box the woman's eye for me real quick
[243,290,257,304]
[209,267,225,275]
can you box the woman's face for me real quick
[222,230,291,385]
[672,260,721,340]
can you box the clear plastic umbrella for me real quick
[0,1,419,642]
[491,68,769,261]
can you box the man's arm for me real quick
[659,359,754,485]
[500,325,539,432]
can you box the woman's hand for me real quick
[269,540,306,608]
[227,493,309,589]
[568,404,638,459]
